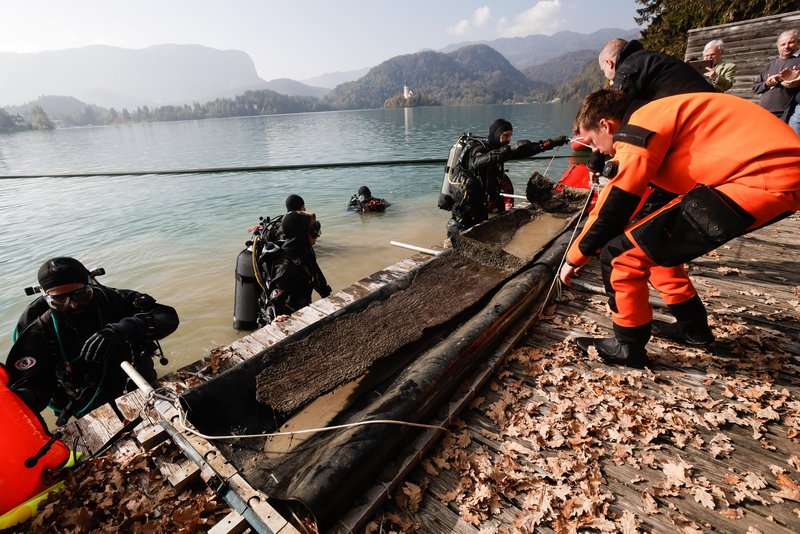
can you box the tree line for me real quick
[1,90,331,131]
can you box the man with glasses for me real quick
[5,257,179,424]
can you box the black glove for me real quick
[81,326,125,362]
[80,317,145,362]
[319,285,332,298]
[510,139,536,159]
[553,135,570,147]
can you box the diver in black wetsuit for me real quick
[6,257,178,423]
[347,186,389,213]
[261,211,331,324]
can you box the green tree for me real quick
[29,106,54,130]
[635,0,800,55]
[0,109,15,131]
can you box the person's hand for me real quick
[510,139,534,158]
[559,262,577,287]
[319,284,332,298]
[552,135,570,147]
[781,67,800,87]
[81,326,125,362]
[274,314,290,323]
[767,73,783,87]
[704,67,716,80]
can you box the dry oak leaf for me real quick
[662,457,693,487]
[773,472,800,502]
[642,489,659,515]
[619,510,640,534]
[691,486,715,510]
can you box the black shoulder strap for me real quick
[613,124,654,148]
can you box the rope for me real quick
[143,389,448,441]
[0,154,579,180]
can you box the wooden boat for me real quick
[178,178,589,531]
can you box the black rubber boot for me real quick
[574,323,650,368]
[652,295,714,347]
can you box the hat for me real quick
[357,186,372,199]
[38,257,90,291]
[281,211,313,239]
[285,194,305,212]
[488,118,513,149]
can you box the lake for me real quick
[0,102,580,376]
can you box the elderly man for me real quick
[753,29,800,121]
[560,89,800,367]
[703,39,736,92]
[598,38,712,116]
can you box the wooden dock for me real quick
[369,214,800,533]
[28,211,800,533]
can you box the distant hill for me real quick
[4,95,102,117]
[324,44,550,110]
[551,59,607,103]
[522,49,598,89]
[262,78,330,98]
[442,28,641,70]
[0,44,270,108]
[300,68,371,89]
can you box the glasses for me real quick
[309,221,322,238]
[44,285,94,309]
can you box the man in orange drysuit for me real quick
[559,89,800,367]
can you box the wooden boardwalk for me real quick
[372,214,800,533]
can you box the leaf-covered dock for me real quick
[371,214,800,533]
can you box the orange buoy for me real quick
[0,364,70,516]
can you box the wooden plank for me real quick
[207,510,249,534]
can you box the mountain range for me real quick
[1,28,638,113]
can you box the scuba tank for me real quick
[438,133,482,211]
[233,245,259,330]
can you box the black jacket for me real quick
[613,40,714,116]
[6,286,178,418]
[264,237,330,321]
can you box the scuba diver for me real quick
[347,186,389,213]
[442,118,569,238]
[260,211,332,324]
[6,257,179,425]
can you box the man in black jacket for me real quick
[598,38,714,116]
[261,211,331,324]
[6,257,179,424]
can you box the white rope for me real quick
[165,393,447,441]
[535,164,600,316]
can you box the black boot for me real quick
[573,323,650,368]
[652,295,714,347]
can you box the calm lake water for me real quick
[0,103,579,376]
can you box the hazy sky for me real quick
[2,0,641,81]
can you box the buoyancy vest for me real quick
[0,364,70,515]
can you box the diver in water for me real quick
[261,211,332,324]
[348,186,389,213]
[6,257,179,424]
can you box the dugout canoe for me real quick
[178,180,589,531]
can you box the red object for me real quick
[556,163,597,210]
[0,365,70,514]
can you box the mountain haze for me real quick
[325,45,550,110]
[442,28,640,70]
[0,44,270,108]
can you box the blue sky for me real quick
[2,1,641,81]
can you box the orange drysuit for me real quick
[567,93,800,328]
